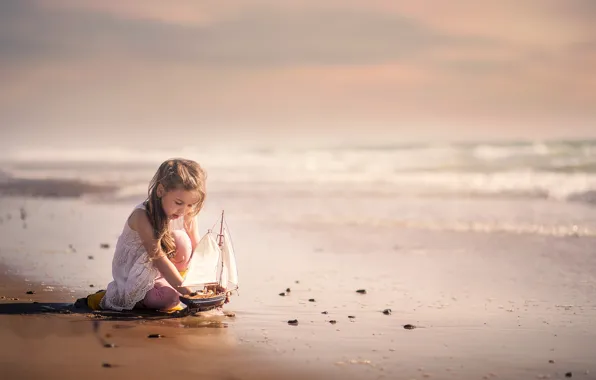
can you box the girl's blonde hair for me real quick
[144,158,206,258]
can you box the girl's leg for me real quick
[140,230,193,310]
[141,278,180,310]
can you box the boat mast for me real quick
[217,210,225,247]
[217,210,225,287]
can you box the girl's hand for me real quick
[177,286,193,296]
[184,213,200,252]
[183,212,194,230]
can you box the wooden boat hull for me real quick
[179,294,227,311]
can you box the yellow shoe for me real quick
[86,290,106,310]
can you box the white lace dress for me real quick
[100,203,185,311]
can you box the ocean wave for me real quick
[2,140,596,205]
[567,190,596,205]
[296,217,596,238]
[0,178,117,198]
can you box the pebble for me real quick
[147,334,164,339]
[286,288,291,292]
[26,291,35,295]
[88,255,94,260]
[348,316,355,319]
[100,243,110,249]
[308,298,316,302]
[90,284,95,288]
[279,292,285,296]
[404,324,416,330]
[548,360,554,363]
[382,309,391,315]
[102,363,112,368]
[321,311,328,314]
[565,372,572,378]
[329,320,337,324]
[288,319,298,326]
[103,343,116,348]
[356,289,367,294]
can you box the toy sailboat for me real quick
[179,211,239,311]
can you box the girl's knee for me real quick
[172,230,191,253]
[171,230,192,266]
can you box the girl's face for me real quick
[159,187,200,220]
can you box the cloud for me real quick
[0,0,594,146]
[1,1,497,67]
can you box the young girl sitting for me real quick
[85,158,206,311]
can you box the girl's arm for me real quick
[129,209,192,295]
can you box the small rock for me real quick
[565,372,572,378]
[295,280,300,284]
[147,334,164,338]
[404,324,416,330]
[90,284,95,288]
[329,320,337,324]
[286,288,291,293]
[104,343,116,348]
[288,319,298,326]
[382,309,391,315]
[12,298,19,301]
[100,243,110,249]
[102,363,112,368]
[26,291,35,295]
[279,292,285,296]
[224,311,236,317]
[356,289,367,294]
[321,311,328,314]
[548,360,554,364]
[308,298,316,302]
[88,255,94,260]
[348,315,355,319]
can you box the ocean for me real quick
[1,140,595,238]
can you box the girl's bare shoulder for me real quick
[127,208,150,232]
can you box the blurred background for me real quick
[0,0,595,229]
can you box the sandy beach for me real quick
[1,179,595,380]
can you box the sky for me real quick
[0,0,595,149]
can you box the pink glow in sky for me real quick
[1,0,595,148]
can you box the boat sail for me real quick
[179,211,238,310]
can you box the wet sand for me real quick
[1,193,596,379]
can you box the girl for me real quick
[90,158,207,311]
